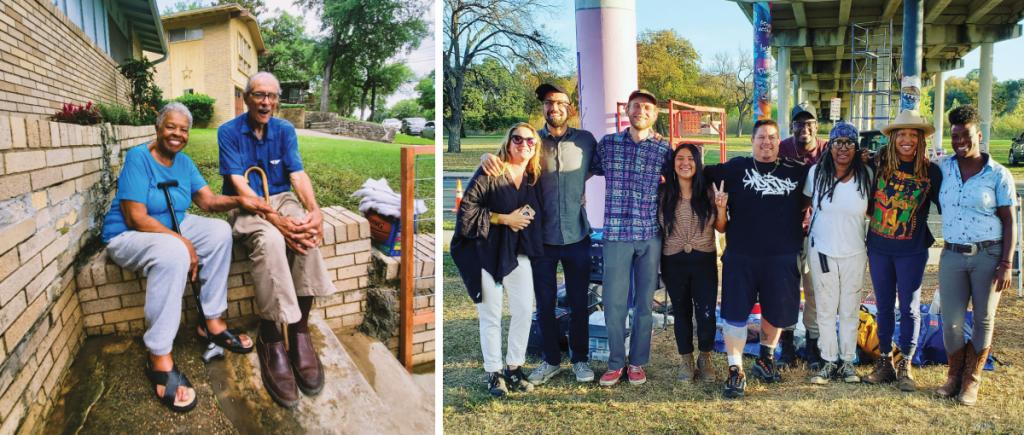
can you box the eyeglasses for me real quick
[832,139,857,150]
[249,92,280,102]
[793,121,818,130]
[511,135,536,147]
[543,100,570,109]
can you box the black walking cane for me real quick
[156,180,225,363]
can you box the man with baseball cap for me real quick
[590,89,672,387]
[776,101,828,370]
[480,83,599,384]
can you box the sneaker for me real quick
[751,355,780,383]
[864,354,897,384]
[897,358,916,392]
[694,351,715,382]
[677,353,695,382]
[837,360,860,383]
[487,372,508,397]
[599,368,623,387]
[504,366,534,392]
[723,365,746,399]
[808,360,837,385]
[627,365,647,385]
[572,362,595,383]
[527,361,562,385]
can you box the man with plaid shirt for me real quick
[592,89,672,387]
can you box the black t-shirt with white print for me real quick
[705,156,810,257]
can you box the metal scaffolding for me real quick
[849,21,898,131]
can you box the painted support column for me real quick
[752,2,772,123]
[979,42,994,152]
[576,0,637,228]
[777,46,791,138]
[900,0,923,112]
[933,71,945,155]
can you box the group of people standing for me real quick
[451,83,1014,407]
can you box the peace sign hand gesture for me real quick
[712,180,728,209]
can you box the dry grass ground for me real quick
[442,254,1024,434]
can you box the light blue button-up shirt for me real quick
[938,154,1016,244]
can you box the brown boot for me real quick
[897,357,916,392]
[864,354,897,384]
[694,351,715,382]
[935,346,966,398]
[958,342,991,406]
[677,353,695,382]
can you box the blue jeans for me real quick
[602,238,661,371]
[532,237,592,365]
[867,250,928,356]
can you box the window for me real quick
[237,32,253,74]
[169,27,204,43]
[183,89,194,95]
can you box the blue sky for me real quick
[536,0,1024,81]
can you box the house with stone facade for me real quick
[152,4,266,127]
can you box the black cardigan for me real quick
[450,167,544,303]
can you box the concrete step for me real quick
[337,332,433,430]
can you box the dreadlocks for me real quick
[812,141,872,209]
[878,129,930,181]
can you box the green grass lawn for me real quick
[442,254,1024,433]
[181,129,435,227]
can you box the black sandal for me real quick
[145,364,198,413]
[197,325,254,354]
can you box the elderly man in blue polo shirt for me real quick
[218,71,335,408]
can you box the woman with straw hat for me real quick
[862,110,942,392]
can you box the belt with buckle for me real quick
[943,240,1001,256]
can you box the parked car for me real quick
[1009,131,1024,165]
[382,118,402,131]
[402,117,427,135]
[421,121,435,139]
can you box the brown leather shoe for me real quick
[257,335,300,408]
[936,345,966,398]
[289,330,325,395]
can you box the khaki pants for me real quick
[231,192,335,323]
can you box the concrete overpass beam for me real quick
[933,71,945,154]
[979,41,994,152]
[778,46,791,138]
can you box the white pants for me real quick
[476,255,534,373]
[107,214,232,355]
[808,247,867,363]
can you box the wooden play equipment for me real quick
[616,100,728,163]
[400,145,435,371]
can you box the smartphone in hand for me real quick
[520,204,536,219]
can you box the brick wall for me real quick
[0,117,152,433]
[0,0,131,118]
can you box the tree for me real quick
[296,0,428,113]
[258,12,317,83]
[162,0,207,14]
[416,71,435,119]
[358,62,415,121]
[461,58,529,132]
[708,48,754,136]
[443,0,561,152]
[636,30,702,104]
[389,99,426,120]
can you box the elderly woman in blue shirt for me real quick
[935,105,1016,406]
[102,103,273,412]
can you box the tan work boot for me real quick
[897,357,916,392]
[935,346,966,398]
[677,353,695,382]
[864,354,897,385]
[958,342,991,406]
[694,351,715,382]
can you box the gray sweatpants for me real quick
[938,244,1003,352]
[603,238,661,371]
[106,214,232,355]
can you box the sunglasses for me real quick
[832,139,857,150]
[511,135,537,147]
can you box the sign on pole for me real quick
[829,98,841,121]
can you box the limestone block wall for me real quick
[306,111,397,143]
[277,107,305,130]
[0,117,153,433]
[0,0,130,118]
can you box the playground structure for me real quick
[615,100,729,162]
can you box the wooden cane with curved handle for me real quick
[243,166,270,202]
